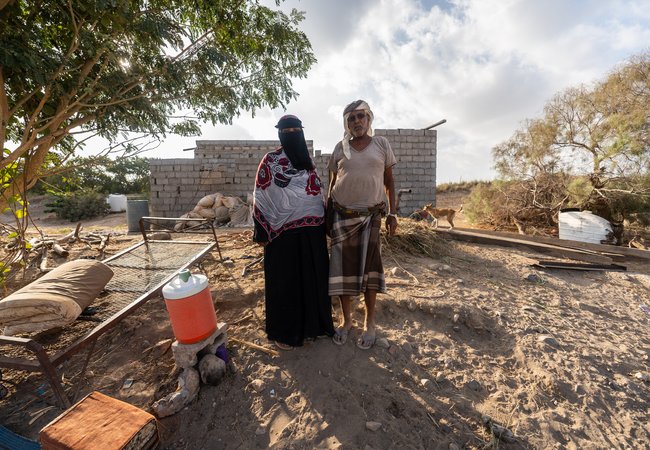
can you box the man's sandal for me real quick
[356,331,376,350]
[332,327,350,346]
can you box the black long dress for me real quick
[261,224,334,347]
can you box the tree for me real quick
[0,0,316,210]
[491,51,650,232]
[34,155,150,195]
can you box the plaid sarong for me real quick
[328,209,385,296]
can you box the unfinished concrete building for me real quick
[148,128,437,218]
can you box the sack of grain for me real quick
[197,195,215,208]
[229,204,252,226]
[212,193,224,208]
[214,206,230,223]
[197,208,216,219]
[221,196,242,209]
[174,213,189,231]
[185,211,204,227]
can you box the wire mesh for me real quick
[1,240,214,358]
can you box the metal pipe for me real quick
[423,119,447,130]
[396,188,412,214]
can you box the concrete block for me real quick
[170,323,229,369]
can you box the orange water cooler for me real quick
[162,269,217,344]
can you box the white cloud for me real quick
[142,0,650,183]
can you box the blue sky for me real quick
[143,0,650,183]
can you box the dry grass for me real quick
[382,218,450,258]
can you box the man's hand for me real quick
[385,215,398,236]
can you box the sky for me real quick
[141,0,650,184]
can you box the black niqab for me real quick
[276,115,314,171]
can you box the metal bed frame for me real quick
[0,238,216,408]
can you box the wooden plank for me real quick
[533,260,627,271]
[436,229,614,264]
[453,227,650,261]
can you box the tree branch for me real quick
[0,67,7,153]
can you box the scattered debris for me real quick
[365,421,382,432]
[524,273,543,283]
[538,335,560,348]
[482,415,516,443]
[634,372,649,382]
[242,256,264,277]
[152,368,200,418]
[231,338,279,357]
[198,354,226,385]
[250,379,265,393]
[144,339,174,357]
[28,405,57,425]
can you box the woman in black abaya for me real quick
[252,115,334,350]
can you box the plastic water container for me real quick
[162,269,217,344]
[558,210,612,244]
[107,194,127,212]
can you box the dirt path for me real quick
[1,194,649,449]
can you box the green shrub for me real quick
[463,181,507,226]
[45,190,110,221]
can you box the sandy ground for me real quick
[1,196,649,449]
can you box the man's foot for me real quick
[332,326,351,345]
[274,341,294,351]
[357,330,376,350]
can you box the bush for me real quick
[33,156,150,196]
[436,180,486,193]
[45,190,110,221]
[463,181,507,226]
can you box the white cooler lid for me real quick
[162,270,209,299]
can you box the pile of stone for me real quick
[174,193,253,230]
[152,325,229,418]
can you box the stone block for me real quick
[171,323,229,369]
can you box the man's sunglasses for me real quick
[347,112,367,122]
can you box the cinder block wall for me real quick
[148,129,436,218]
